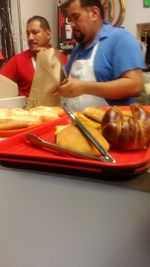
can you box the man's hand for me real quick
[53,77,85,98]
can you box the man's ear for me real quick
[46,29,51,40]
[90,6,101,20]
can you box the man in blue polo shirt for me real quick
[54,0,145,111]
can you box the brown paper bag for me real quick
[26,47,61,109]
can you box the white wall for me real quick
[123,0,150,36]
[11,0,21,53]
[11,0,150,53]
[11,0,58,52]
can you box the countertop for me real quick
[0,165,150,267]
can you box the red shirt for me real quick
[0,49,68,98]
[0,50,34,97]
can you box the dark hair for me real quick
[66,0,104,19]
[27,15,51,31]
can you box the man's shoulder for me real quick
[14,49,31,59]
[98,23,138,50]
[100,23,132,39]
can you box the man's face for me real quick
[26,20,51,55]
[67,0,97,46]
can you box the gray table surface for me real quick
[0,166,150,267]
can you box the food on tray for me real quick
[56,124,110,156]
[74,111,101,129]
[0,108,12,118]
[55,125,69,135]
[101,103,150,150]
[82,106,106,122]
[82,106,134,122]
[0,106,64,130]
[29,106,59,122]
[10,108,29,116]
[0,117,41,130]
[48,106,64,116]
[29,106,64,116]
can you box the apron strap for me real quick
[90,43,99,62]
[31,56,36,69]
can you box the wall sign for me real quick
[102,0,126,26]
[144,0,150,7]
[57,0,126,53]
[57,0,76,54]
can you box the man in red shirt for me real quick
[0,16,52,97]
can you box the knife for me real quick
[63,104,116,163]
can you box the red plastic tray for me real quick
[0,115,149,174]
[0,124,41,137]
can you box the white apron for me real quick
[61,43,108,111]
[31,56,36,69]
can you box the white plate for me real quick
[0,96,26,108]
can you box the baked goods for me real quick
[74,112,101,129]
[10,108,29,116]
[0,118,41,130]
[0,106,64,130]
[48,106,64,116]
[56,124,110,156]
[101,103,150,150]
[0,113,41,130]
[82,106,106,123]
[28,105,64,114]
[29,106,59,122]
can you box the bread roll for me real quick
[56,124,110,156]
[0,116,41,130]
[28,105,64,115]
[55,125,70,135]
[74,112,101,129]
[10,108,29,116]
[83,106,106,122]
[0,109,41,130]
[49,106,64,116]
[0,109,13,123]
[0,108,12,116]
[29,106,59,122]
[0,105,63,130]
[101,103,150,150]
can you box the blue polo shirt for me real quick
[66,23,145,106]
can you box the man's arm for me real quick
[53,69,144,99]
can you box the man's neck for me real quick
[82,21,103,49]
